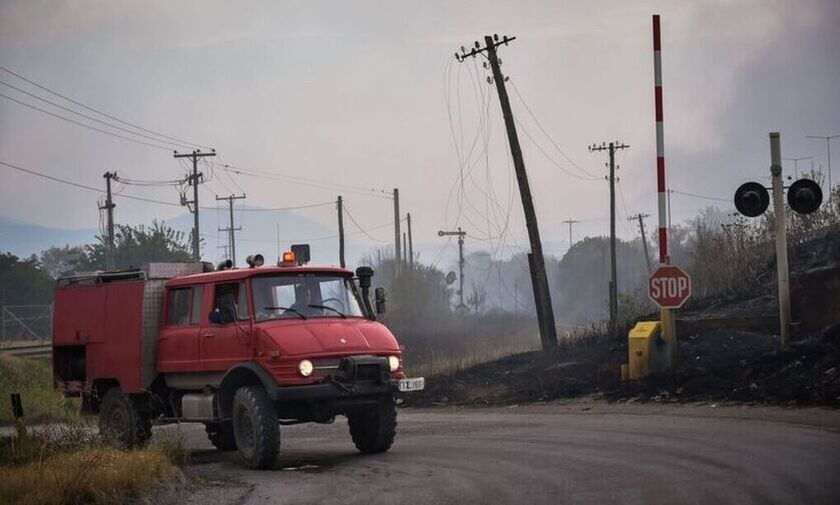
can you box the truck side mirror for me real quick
[375,287,386,314]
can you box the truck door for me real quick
[199,281,251,370]
[157,285,203,372]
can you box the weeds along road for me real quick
[168,403,840,505]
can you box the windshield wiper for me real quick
[263,306,307,319]
[308,304,346,318]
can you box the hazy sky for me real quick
[1,0,838,265]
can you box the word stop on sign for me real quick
[648,265,692,309]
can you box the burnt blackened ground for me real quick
[405,323,840,408]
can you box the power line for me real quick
[509,79,600,180]
[670,188,730,202]
[343,202,400,243]
[216,163,392,200]
[0,79,193,150]
[0,65,212,150]
[517,117,600,181]
[0,92,173,151]
[0,159,184,207]
[205,219,395,245]
[3,159,339,214]
[237,201,335,212]
[112,174,188,187]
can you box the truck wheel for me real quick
[348,395,397,454]
[231,386,279,469]
[99,387,151,448]
[205,422,237,451]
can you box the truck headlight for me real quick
[298,359,314,377]
[388,356,400,372]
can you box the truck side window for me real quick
[166,288,192,326]
[190,286,203,324]
[212,282,248,324]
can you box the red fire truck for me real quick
[52,251,424,469]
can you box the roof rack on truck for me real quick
[56,269,145,287]
[56,262,206,287]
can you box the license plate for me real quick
[398,377,425,392]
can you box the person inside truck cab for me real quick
[287,278,323,317]
[209,282,247,324]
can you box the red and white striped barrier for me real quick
[653,14,668,264]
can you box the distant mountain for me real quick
[0,215,98,259]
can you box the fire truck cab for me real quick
[52,253,424,469]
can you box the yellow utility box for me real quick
[627,321,661,379]
[623,320,675,380]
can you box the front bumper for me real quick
[265,355,424,404]
[267,379,394,402]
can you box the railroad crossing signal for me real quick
[734,182,770,217]
[734,178,823,217]
[787,178,822,214]
[649,265,692,309]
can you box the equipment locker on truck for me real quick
[52,251,424,469]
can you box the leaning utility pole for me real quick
[175,149,216,261]
[590,141,629,337]
[216,194,245,265]
[337,195,346,268]
[407,212,414,270]
[456,34,558,349]
[101,171,117,270]
[562,219,579,251]
[438,228,467,309]
[629,213,652,275]
[393,188,401,273]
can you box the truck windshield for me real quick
[251,274,365,322]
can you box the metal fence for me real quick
[1,304,53,346]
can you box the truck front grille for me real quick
[355,364,381,382]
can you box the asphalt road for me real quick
[169,403,840,505]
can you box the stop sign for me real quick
[649,265,692,308]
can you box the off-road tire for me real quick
[231,386,279,469]
[205,422,237,451]
[347,395,397,454]
[99,387,151,448]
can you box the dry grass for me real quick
[0,423,187,505]
[404,323,611,378]
[406,341,540,378]
[0,445,175,505]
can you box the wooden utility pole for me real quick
[100,171,117,270]
[562,219,579,251]
[438,228,467,309]
[402,233,408,268]
[629,213,652,275]
[216,194,245,265]
[770,132,792,347]
[393,188,401,271]
[407,212,414,270]
[590,141,629,337]
[337,195,345,268]
[175,149,216,261]
[456,34,557,349]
